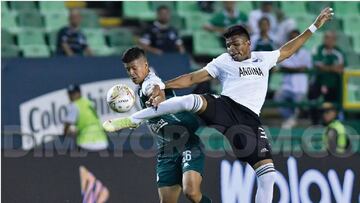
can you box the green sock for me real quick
[199,195,212,203]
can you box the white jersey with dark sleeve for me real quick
[140,71,166,97]
[203,50,280,115]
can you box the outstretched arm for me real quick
[278,7,334,63]
[148,69,213,106]
[165,69,213,89]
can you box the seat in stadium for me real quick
[83,28,106,48]
[237,1,254,16]
[306,2,333,15]
[80,9,100,28]
[112,46,134,56]
[343,15,360,39]
[1,12,19,33]
[1,1,10,13]
[346,52,360,68]
[39,1,68,15]
[353,35,360,54]
[176,1,201,17]
[17,29,46,46]
[122,1,156,20]
[107,28,134,47]
[10,1,37,12]
[281,2,307,16]
[150,1,175,11]
[47,31,58,53]
[1,29,15,46]
[293,14,316,32]
[91,46,114,56]
[304,32,323,52]
[44,12,68,32]
[18,11,44,28]
[334,2,360,18]
[21,45,50,58]
[193,31,224,56]
[183,12,211,35]
[322,18,342,32]
[1,45,20,58]
[335,32,353,54]
[269,73,283,91]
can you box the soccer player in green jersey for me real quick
[117,47,211,203]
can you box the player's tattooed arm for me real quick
[278,7,334,62]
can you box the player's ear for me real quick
[145,61,149,70]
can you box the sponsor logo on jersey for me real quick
[150,119,168,133]
[239,67,264,77]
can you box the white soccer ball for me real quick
[106,84,135,113]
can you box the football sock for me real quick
[130,94,203,124]
[255,163,276,203]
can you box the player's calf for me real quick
[254,162,276,203]
[182,171,212,203]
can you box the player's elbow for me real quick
[278,49,291,62]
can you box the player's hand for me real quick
[314,7,334,29]
[148,85,165,108]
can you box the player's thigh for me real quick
[157,156,183,188]
[181,146,205,191]
[197,94,234,132]
[182,170,202,193]
[158,185,182,203]
[225,125,273,166]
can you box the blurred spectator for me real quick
[204,1,248,35]
[197,1,214,13]
[138,5,185,55]
[63,84,109,151]
[249,2,277,34]
[274,9,297,46]
[251,17,276,51]
[56,9,92,56]
[308,31,346,124]
[321,102,350,154]
[274,30,312,128]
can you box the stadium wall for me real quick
[2,151,360,203]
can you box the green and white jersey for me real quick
[138,72,201,155]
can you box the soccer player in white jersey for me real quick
[104,8,334,203]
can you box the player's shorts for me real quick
[156,145,204,188]
[199,94,272,166]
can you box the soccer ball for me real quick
[106,84,135,113]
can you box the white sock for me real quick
[255,163,276,203]
[130,94,203,124]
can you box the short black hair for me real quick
[122,47,146,63]
[157,5,169,13]
[258,16,270,25]
[67,84,81,94]
[223,25,250,40]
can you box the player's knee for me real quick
[159,196,175,203]
[183,185,201,202]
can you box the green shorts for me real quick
[156,146,204,188]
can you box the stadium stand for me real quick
[1,1,359,58]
